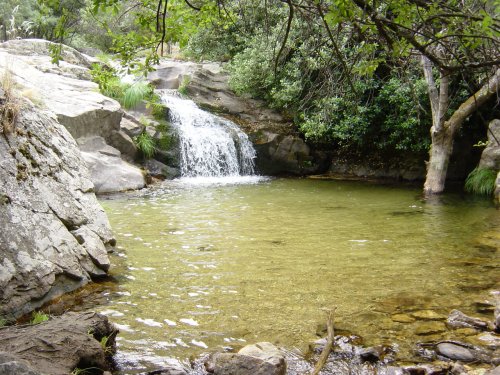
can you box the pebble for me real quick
[436,342,475,362]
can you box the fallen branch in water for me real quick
[311,308,336,375]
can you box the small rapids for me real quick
[160,90,256,178]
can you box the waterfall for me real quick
[160,91,256,178]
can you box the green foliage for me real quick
[135,131,156,159]
[183,25,243,61]
[90,63,123,97]
[121,81,150,109]
[0,317,7,327]
[178,76,191,97]
[30,311,49,325]
[465,167,497,196]
[144,90,168,120]
[90,64,153,109]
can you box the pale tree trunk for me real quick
[422,56,500,195]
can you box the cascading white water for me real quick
[160,91,256,178]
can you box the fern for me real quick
[135,132,155,159]
[121,82,149,109]
[465,167,497,196]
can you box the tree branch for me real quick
[274,0,294,74]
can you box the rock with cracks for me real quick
[0,312,116,375]
[0,104,114,319]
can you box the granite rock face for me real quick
[0,39,145,192]
[0,39,122,141]
[78,136,145,193]
[478,119,500,202]
[0,105,114,319]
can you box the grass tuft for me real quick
[0,68,20,136]
[121,81,150,110]
[178,75,191,97]
[465,167,497,196]
[135,132,156,159]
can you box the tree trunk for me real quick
[424,127,454,194]
[422,63,500,195]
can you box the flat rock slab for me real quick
[0,39,122,142]
[0,312,116,375]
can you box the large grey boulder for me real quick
[250,130,319,175]
[149,59,285,124]
[0,312,116,375]
[479,119,500,170]
[78,136,145,194]
[479,119,500,202]
[0,39,122,142]
[0,105,114,319]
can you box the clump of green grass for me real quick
[465,167,497,196]
[121,81,150,109]
[135,131,156,159]
[30,311,49,325]
[178,75,191,96]
[90,64,153,110]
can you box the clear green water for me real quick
[99,178,499,369]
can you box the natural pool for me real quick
[98,178,499,372]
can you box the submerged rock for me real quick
[0,312,116,375]
[392,313,416,323]
[412,310,446,321]
[206,342,286,375]
[414,322,447,336]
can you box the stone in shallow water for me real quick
[392,314,416,323]
[436,343,476,362]
[447,309,491,331]
[206,342,286,375]
[414,322,447,336]
[411,310,446,321]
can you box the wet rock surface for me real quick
[447,309,492,331]
[0,105,114,319]
[205,342,286,375]
[0,312,116,375]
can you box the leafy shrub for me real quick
[465,167,497,195]
[135,131,155,159]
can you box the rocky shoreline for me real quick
[0,294,498,375]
